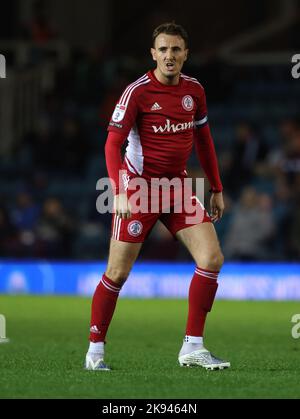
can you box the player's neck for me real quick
[154,68,180,86]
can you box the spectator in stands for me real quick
[141,222,181,260]
[73,47,106,105]
[224,187,275,260]
[272,175,292,258]
[11,192,40,230]
[36,197,75,258]
[287,173,300,259]
[0,207,18,257]
[225,123,268,195]
[23,0,56,44]
[26,117,61,172]
[267,118,300,183]
[282,127,300,184]
[59,117,88,176]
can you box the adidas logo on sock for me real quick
[151,102,162,111]
[90,325,101,334]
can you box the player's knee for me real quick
[209,250,224,271]
[199,250,224,272]
[105,267,130,286]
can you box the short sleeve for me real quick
[107,89,139,136]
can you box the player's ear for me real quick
[151,48,157,62]
[184,49,189,61]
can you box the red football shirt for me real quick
[108,70,209,178]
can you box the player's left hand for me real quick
[210,192,225,222]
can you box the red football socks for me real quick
[89,274,122,343]
[185,267,219,337]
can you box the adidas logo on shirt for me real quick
[151,102,162,111]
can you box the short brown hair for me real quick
[152,22,188,48]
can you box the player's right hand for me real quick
[114,193,132,219]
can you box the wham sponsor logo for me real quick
[152,118,194,133]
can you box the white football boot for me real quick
[178,348,230,370]
[85,353,111,371]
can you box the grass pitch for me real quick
[0,296,299,399]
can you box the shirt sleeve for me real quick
[107,87,139,137]
[194,86,223,192]
[194,85,209,129]
[104,131,128,195]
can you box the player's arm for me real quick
[194,86,224,222]
[106,87,139,219]
[105,131,131,219]
[194,124,224,222]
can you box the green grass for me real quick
[0,296,299,399]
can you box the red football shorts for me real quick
[111,170,211,243]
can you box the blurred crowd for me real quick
[221,119,300,261]
[0,4,299,261]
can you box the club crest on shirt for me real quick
[128,220,143,237]
[112,104,127,122]
[182,95,194,111]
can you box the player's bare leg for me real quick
[85,238,142,371]
[177,222,223,270]
[105,239,142,286]
[176,223,230,370]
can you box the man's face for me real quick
[151,33,188,82]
